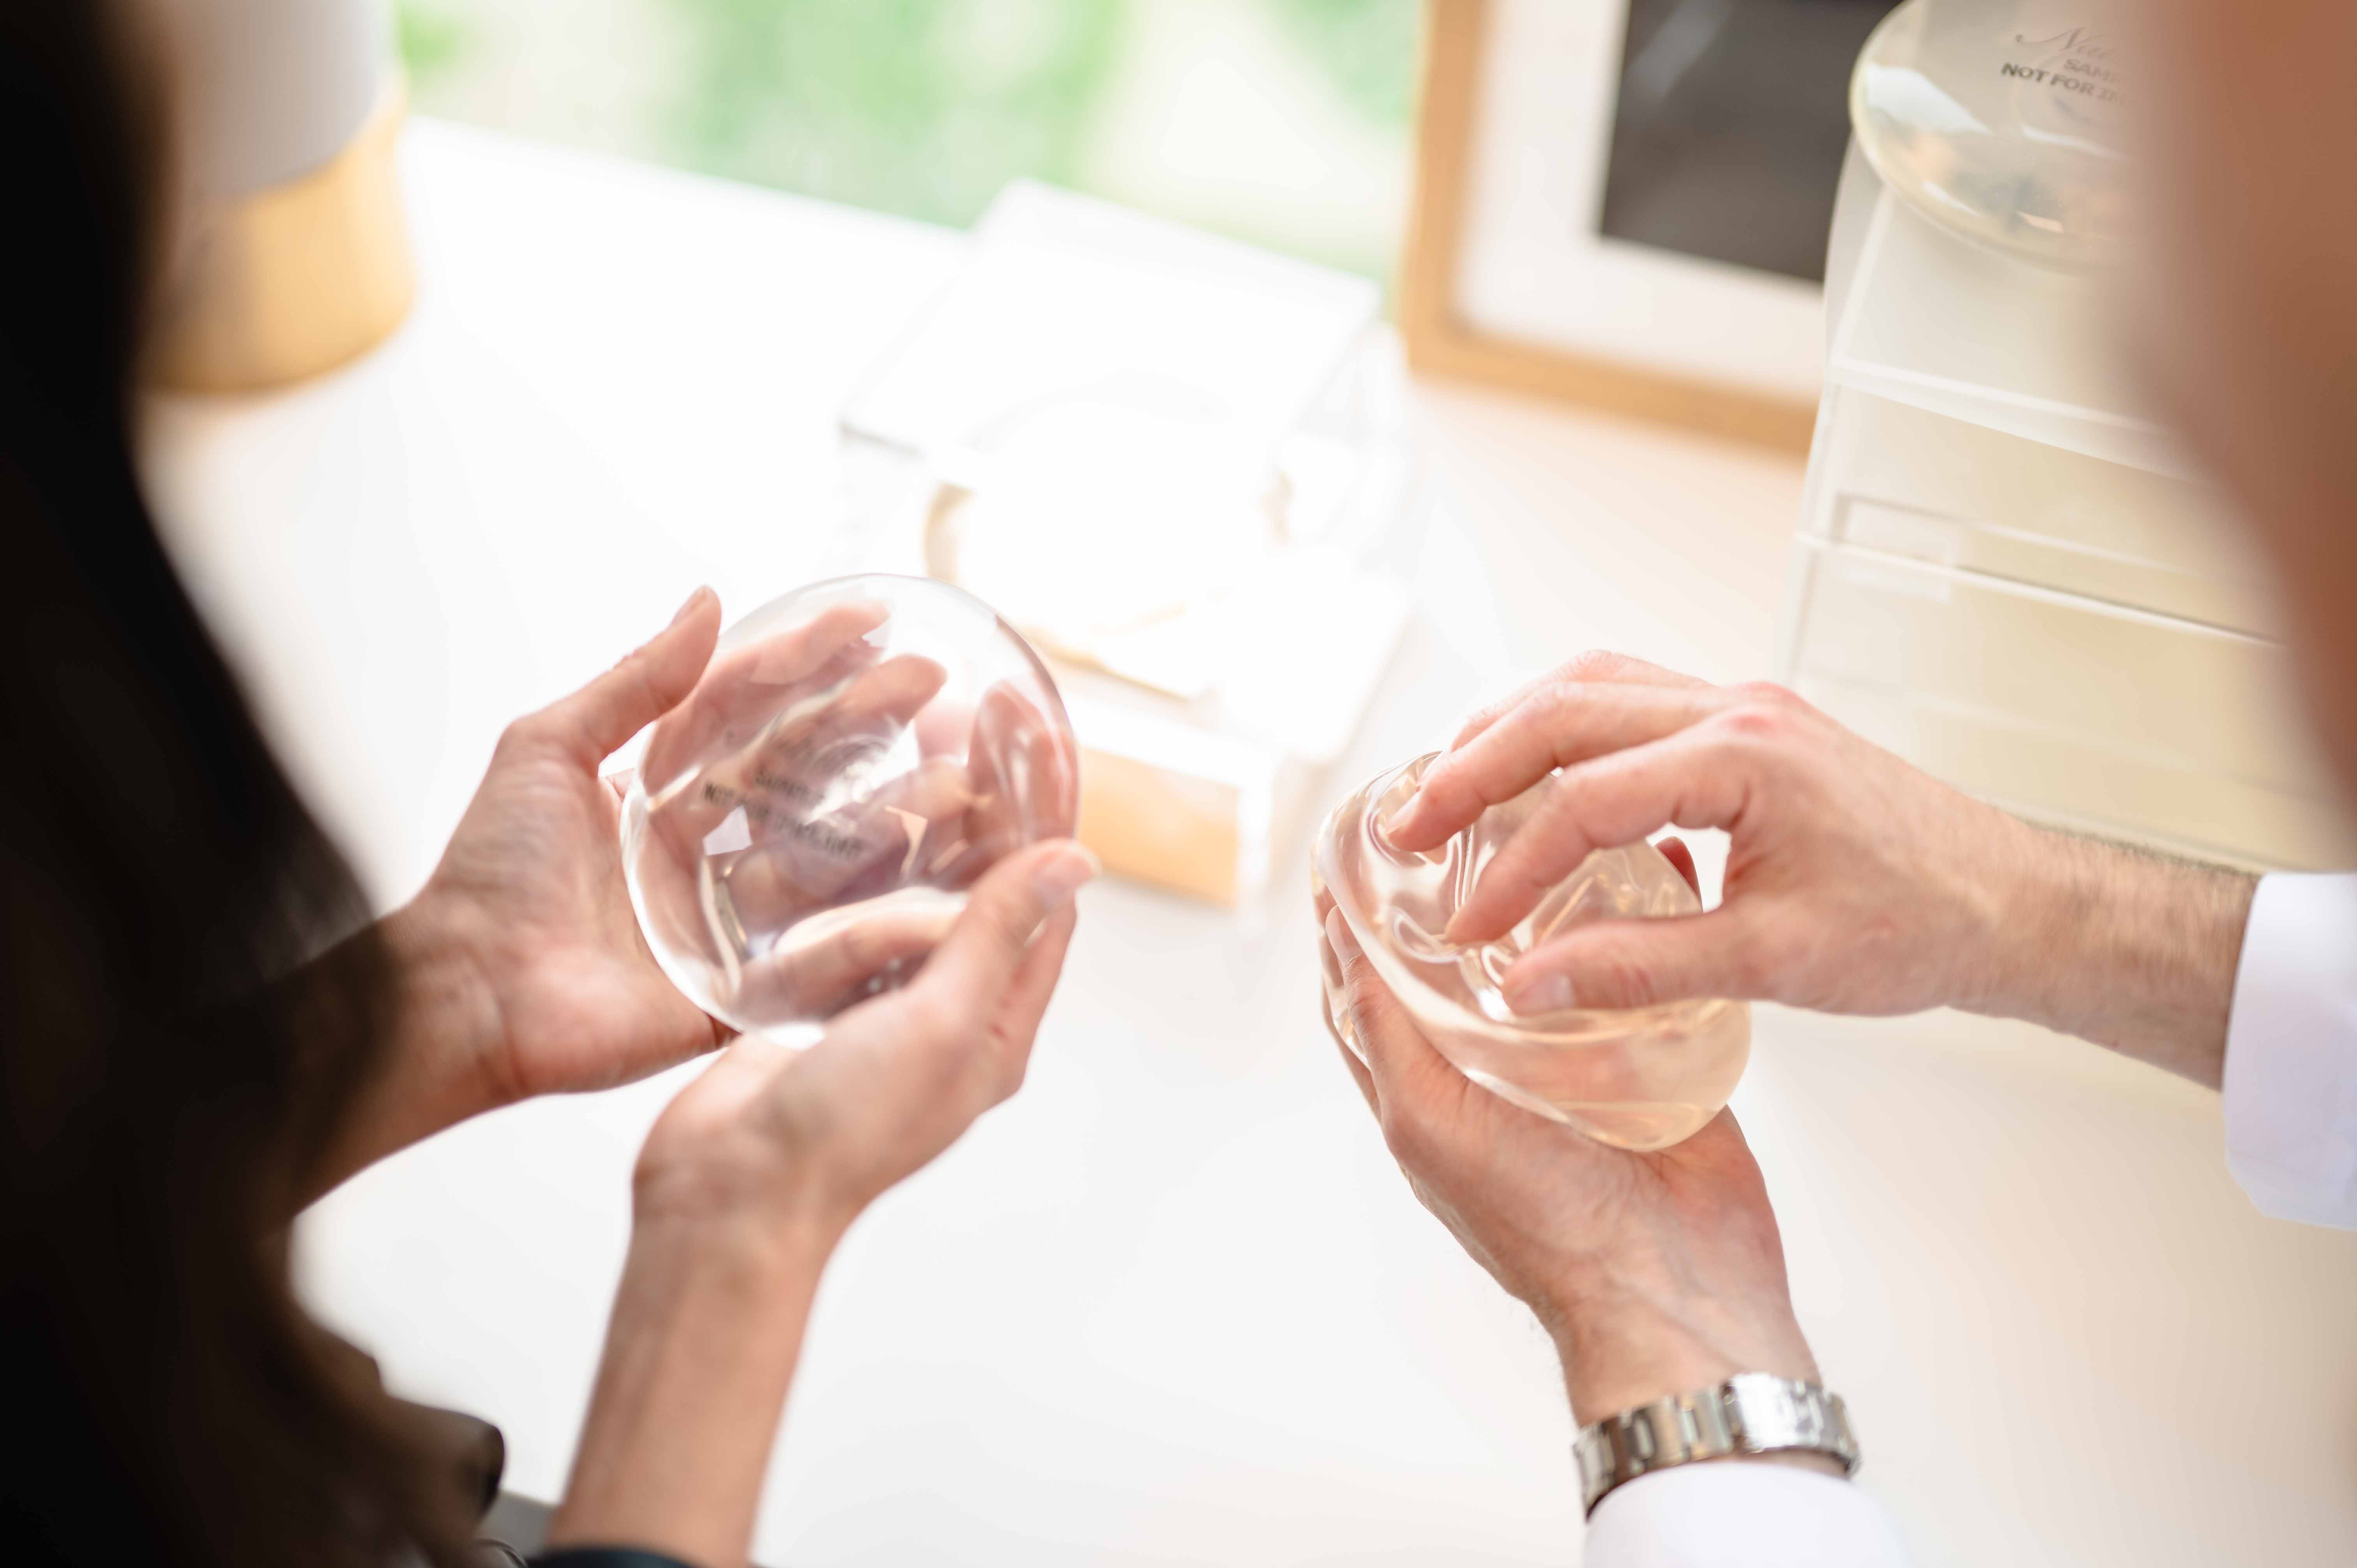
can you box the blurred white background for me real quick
[393,0,1416,283]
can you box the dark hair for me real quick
[0,5,474,1563]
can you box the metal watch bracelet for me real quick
[1573,1373,1860,1516]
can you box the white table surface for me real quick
[141,121,2357,1568]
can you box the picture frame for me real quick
[1399,0,1866,452]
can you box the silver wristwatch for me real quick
[1573,1373,1860,1516]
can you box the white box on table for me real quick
[835,182,1419,904]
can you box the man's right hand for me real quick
[1317,902,1826,1432]
[1380,653,2255,1084]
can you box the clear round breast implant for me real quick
[621,574,1079,1046]
[1314,754,1750,1151]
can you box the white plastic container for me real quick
[1781,144,2353,869]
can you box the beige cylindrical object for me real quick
[142,0,415,392]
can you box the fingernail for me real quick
[1380,796,1421,841]
[1507,973,1575,1014]
[670,585,715,627]
[1032,844,1100,908]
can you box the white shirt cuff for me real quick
[2222,872,2357,1229]
[1585,1463,1911,1567]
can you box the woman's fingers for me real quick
[909,839,1097,1026]
[542,586,724,766]
[714,652,950,827]
[984,901,1080,1086]
[638,600,888,793]
[715,755,974,931]
[633,647,954,966]
[652,649,952,851]
[863,844,1088,1119]
[1386,682,1733,851]
[1446,726,1755,944]
[966,681,1081,842]
[919,682,1077,893]
[733,900,963,1021]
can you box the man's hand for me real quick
[1317,904,1825,1430]
[1380,653,2255,1083]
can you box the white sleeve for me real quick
[1584,1464,1912,1566]
[2222,872,2357,1229]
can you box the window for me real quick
[396,0,1418,284]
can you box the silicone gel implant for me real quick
[1313,754,1749,1151]
[621,574,1078,1047]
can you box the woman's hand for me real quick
[1379,652,2254,1081]
[631,836,1096,1234]
[550,838,1095,1568]
[413,588,735,1093]
[311,590,732,1192]
[1316,903,1822,1430]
